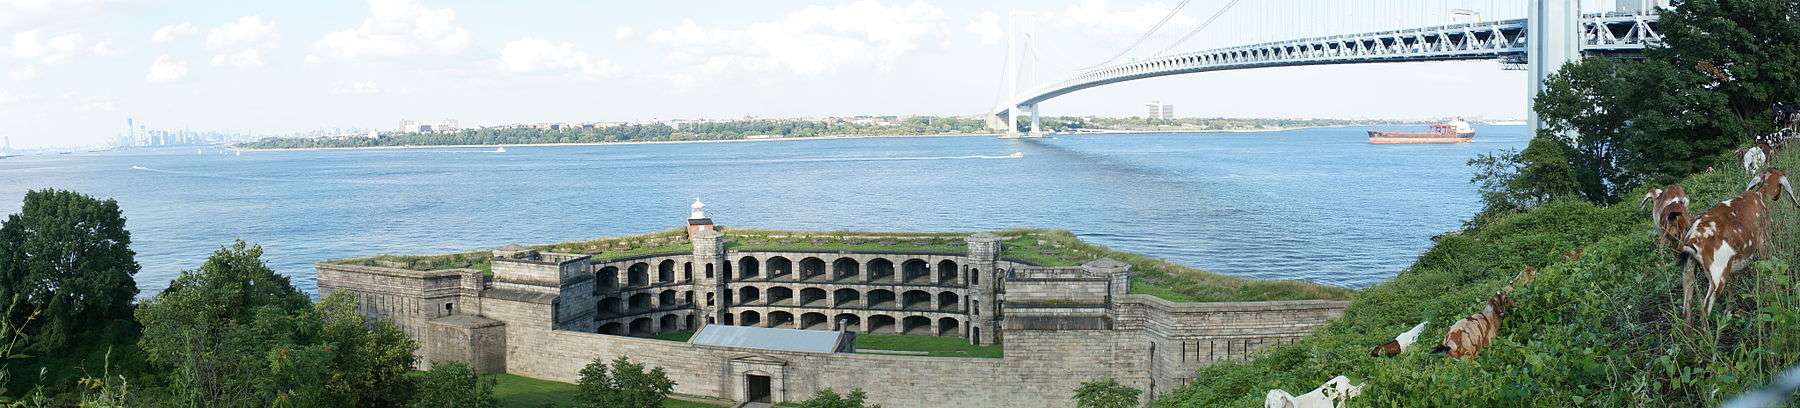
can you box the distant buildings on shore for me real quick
[1144,101,1175,120]
[114,117,233,148]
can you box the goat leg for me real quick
[1682,258,1694,322]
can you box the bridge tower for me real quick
[993,13,1042,138]
[1527,0,1583,134]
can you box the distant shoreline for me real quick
[231,124,1454,152]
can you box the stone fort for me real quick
[317,201,1347,407]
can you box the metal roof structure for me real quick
[688,325,854,354]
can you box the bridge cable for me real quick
[1080,0,1193,71]
[1153,0,1243,57]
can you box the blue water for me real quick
[0,125,1528,295]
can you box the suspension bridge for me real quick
[990,0,1668,137]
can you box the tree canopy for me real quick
[0,189,140,356]
[575,356,674,408]
[1533,0,1800,202]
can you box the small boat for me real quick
[492,147,507,153]
[1009,152,1024,158]
[1369,120,1475,144]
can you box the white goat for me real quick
[1265,376,1364,408]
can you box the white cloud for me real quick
[146,55,188,82]
[206,16,278,68]
[8,64,35,80]
[647,0,947,78]
[1057,0,1195,39]
[614,26,635,40]
[0,0,114,31]
[498,38,622,78]
[151,23,197,44]
[314,0,470,60]
[12,29,86,64]
[966,11,1003,45]
[330,80,380,95]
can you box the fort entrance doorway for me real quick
[745,374,772,403]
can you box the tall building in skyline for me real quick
[1145,101,1174,120]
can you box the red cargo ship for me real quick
[1368,120,1475,144]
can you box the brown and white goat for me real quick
[1640,185,1692,250]
[1431,292,1512,359]
[1680,170,1798,320]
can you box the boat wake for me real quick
[130,165,408,185]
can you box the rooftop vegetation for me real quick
[327,227,1352,303]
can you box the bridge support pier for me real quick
[1527,0,1582,135]
[1027,104,1041,137]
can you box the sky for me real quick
[0,0,1595,148]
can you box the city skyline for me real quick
[3,0,1568,148]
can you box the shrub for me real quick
[1074,378,1140,408]
[410,362,497,408]
[575,357,674,408]
[796,388,879,408]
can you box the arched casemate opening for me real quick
[629,318,653,336]
[833,288,860,308]
[739,256,760,278]
[902,316,931,335]
[938,260,959,284]
[598,297,623,316]
[832,257,860,281]
[628,263,649,287]
[834,313,861,332]
[598,322,624,335]
[896,259,925,283]
[628,293,653,311]
[799,288,827,307]
[659,314,678,332]
[937,318,960,336]
[800,312,828,330]
[867,289,896,309]
[768,311,794,328]
[938,292,960,311]
[658,260,676,283]
[799,257,826,281]
[868,315,896,333]
[685,314,697,330]
[740,286,762,303]
[862,258,889,283]
[767,257,792,278]
[767,287,794,305]
[597,266,618,290]
[658,290,677,307]
[740,310,762,327]
[901,290,932,311]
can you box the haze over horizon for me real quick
[3,0,1549,148]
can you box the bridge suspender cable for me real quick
[1081,0,1192,71]
[1154,0,1242,57]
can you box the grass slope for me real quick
[1155,150,1800,407]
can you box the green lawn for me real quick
[489,374,724,408]
[853,334,1003,358]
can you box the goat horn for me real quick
[1638,192,1655,209]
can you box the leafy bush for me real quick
[410,362,497,408]
[575,357,674,408]
[796,388,879,408]
[1073,378,1140,408]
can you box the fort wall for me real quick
[317,223,1349,407]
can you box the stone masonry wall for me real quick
[485,295,1149,408]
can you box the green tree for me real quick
[1533,0,1800,201]
[137,241,417,407]
[136,241,310,407]
[408,362,496,408]
[0,189,139,355]
[574,357,673,408]
[796,388,878,408]
[1073,378,1139,408]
